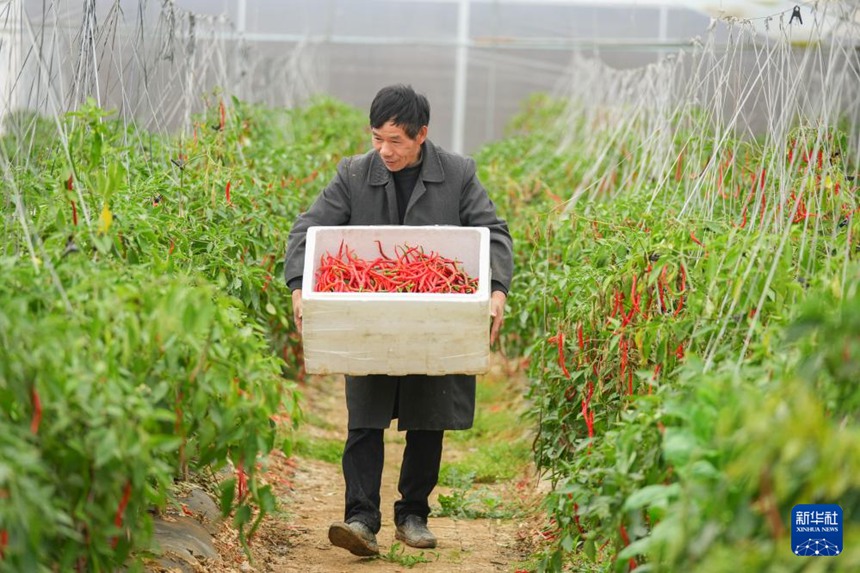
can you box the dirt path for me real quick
[211,359,545,572]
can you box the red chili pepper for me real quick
[690,231,704,248]
[315,243,478,294]
[219,99,226,131]
[610,288,624,319]
[70,200,78,226]
[577,324,584,350]
[66,175,73,191]
[581,381,594,438]
[619,522,630,545]
[111,480,132,548]
[650,363,662,394]
[0,528,7,559]
[737,205,748,229]
[629,274,638,306]
[675,342,685,360]
[225,181,232,205]
[237,461,248,500]
[30,388,42,435]
[548,331,571,379]
[790,192,809,223]
[619,524,637,570]
[675,150,683,182]
[114,482,132,529]
[817,150,823,171]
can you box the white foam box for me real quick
[301,225,491,376]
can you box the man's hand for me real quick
[489,290,507,346]
[291,289,303,334]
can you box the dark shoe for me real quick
[395,515,437,549]
[328,521,379,556]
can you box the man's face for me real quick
[371,121,427,172]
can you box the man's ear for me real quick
[415,125,428,145]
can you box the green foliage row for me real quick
[0,95,366,570]
[478,94,860,571]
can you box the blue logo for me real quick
[791,504,842,556]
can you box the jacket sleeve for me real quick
[458,157,513,293]
[283,157,354,290]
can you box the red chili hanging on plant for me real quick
[225,180,232,205]
[650,363,662,394]
[219,99,226,131]
[548,331,571,379]
[111,480,132,548]
[581,381,594,438]
[30,387,42,435]
[610,288,624,319]
[114,481,132,529]
[0,528,7,559]
[237,461,248,500]
[737,205,748,229]
[619,523,638,570]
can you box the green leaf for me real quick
[622,484,680,511]
[233,504,252,528]
[219,478,236,515]
[662,428,697,466]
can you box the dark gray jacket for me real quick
[284,139,513,430]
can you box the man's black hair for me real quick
[369,84,430,140]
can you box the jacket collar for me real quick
[369,139,445,186]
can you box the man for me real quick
[283,84,513,556]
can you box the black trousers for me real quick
[342,428,444,534]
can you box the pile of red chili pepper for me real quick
[314,240,479,294]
